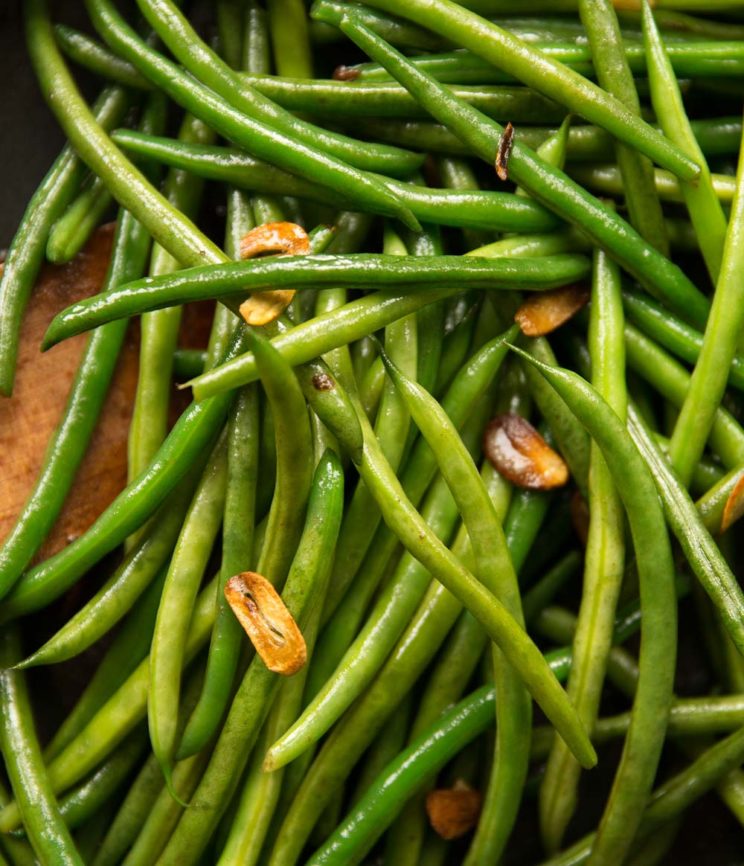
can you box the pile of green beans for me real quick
[2,0,744,863]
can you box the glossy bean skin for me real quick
[55,23,150,88]
[316,6,710,327]
[512,348,677,866]
[43,254,591,343]
[0,629,83,865]
[46,175,114,264]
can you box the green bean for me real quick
[177,388,260,760]
[47,175,114,263]
[247,329,314,585]
[337,116,743,161]
[0,83,127,396]
[111,130,561,234]
[135,0,424,179]
[266,327,517,768]
[282,362,596,769]
[58,731,147,831]
[624,324,744,471]
[240,73,566,121]
[0,577,218,834]
[570,162,736,206]
[43,254,590,344]
[321,0,698,179]
[149,434,228,780]
[540,243,627,851]
[623,289,744,393]
[0,208,151,600]
[511,346,676,866]
[87,0,419,228]
[352,41,744,83]
[215,452,344,866]
[320,6,709,329]
[128,112,216,486]
[17,471,197,669]
[310,5,446,49]
[155,452,344,866]
[628,404,744,653]
[266,0,312,76]
[45,571,166,762]
[55,23,150,88]
[0,327,246,622]
[318,225,418,624]
[648,5,729,278]
[0,628,83,865]
[26,0,229,268]
[92,756,163,866]
[542,724,744,866]
[381,347,531,864]
[580,0,667,252]
[533,694,744,758]
[666,119,744,486]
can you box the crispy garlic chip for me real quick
[225,571,307,676]
[483,413,569,490]
[238,222,310,326]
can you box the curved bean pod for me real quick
[43,254,591,345]
[511,346,677,866]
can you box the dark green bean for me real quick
[43,254,591,344]
[334,116,743,160]
[0,84,127,396]
[317,5,710,328]
[352,41,744,83]
[0,629,83,865]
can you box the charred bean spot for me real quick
[312,372,336,391]
[495,121,515,181]
[333,65,360,81]
[483,413,569,490]
[426,781,482,840]
[514,284,590,337]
